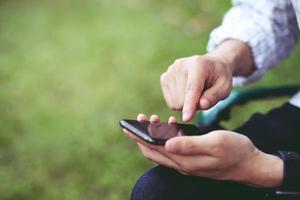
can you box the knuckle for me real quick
[210,144,221,155]
[182,140,195,152]
[167,65,174,73]
[213,133,228,148]
[224,84,232,97]
[173,63,183,73]
[220,91,230,100]
[207,133,226,154]
[192,55,210,66]
[218,85,230,99]
[191,55,202,62]
[186,84,201,92]
[160,73,168,84]
[213,92,223,102]
[173,58,184,66]
[216,133,227,144]
[205,93,218,104]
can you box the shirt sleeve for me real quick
[277,151,300,191]
[235,103,300,190]
[207,0,298,86]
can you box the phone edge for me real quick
[119,119,165,145]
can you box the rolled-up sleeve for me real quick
[207,0,298,86]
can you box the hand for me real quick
[123,114,284,188]
[160,40,255,122]
[160,54,232,122]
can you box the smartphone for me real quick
[120,119,207,145]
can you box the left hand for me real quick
[123,114,284,188]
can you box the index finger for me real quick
[182,67,205,122]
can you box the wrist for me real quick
[207,39,255,76]
[207,49,235,76]
[239,151,284,188]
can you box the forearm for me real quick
[207,39,255,77]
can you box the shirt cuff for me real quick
[206,7,296,86]
[207,24,274,86]
[289,91,300,108]
[276,151,300,190]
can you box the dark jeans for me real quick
[130,103,300,200]
[131,166,269,200]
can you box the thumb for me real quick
[199,78,231,110]
[165,136,208,155]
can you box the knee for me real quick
[131,166,179,200]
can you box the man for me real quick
[124,0,300,199]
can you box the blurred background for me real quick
[0,0,299,199]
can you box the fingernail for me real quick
[182,112,189,122]
[201,98,210,109]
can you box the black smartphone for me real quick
[120,119,207,145]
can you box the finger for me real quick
[137,143,179,169]
[150,114,160,123]
[165,135,215,155]
[182,67,205,122]
[123,128,140,138]
[126,131,153,146]
[141,141,190,168]
[199,78,231,110]
[168,68,181,110]
[123,128,148,143]
[125,131,169,155]
[171,59,185,110]
[174,73,186,110]
[144,140,220,174]
[168,116,177,124]
[179,171,190,175]
[160,73,175,109]
[137,113,148,122]
[123,128,130,134]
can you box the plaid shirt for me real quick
[207,0,300,107]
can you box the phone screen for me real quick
[120,119,206,145]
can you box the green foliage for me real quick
[0,0,299,199]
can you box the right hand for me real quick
[160,55,233,121]
[125,114,283,188]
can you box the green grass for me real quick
[0,0,299,199]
